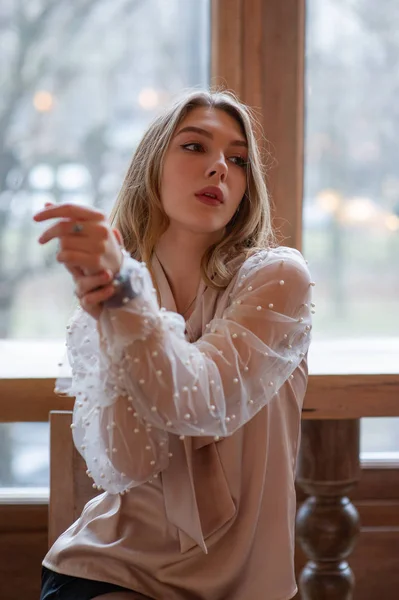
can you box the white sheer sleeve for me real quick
[63,247,313,494]
[60,304,170,495]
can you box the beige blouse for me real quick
[43,246,313,600]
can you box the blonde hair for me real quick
[110,89,276,291]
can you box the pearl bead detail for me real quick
[268,303,274,309]
[256,306,262,311]
[279,280,285,285]
[247,286,253,291]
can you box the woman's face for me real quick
[160,106,248,236]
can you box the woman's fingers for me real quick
[75,270,114,298]
[34,203,123,278]
[112,227,123,246]
[80,283,116,309]
[68,265,85,278]
[56,249,104,271]
[38,220,108,244]
[33,202,105,223]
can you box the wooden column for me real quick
[296,420,361,599]
[211,0,305,249]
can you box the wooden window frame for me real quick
[211,0,399,502]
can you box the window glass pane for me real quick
[304,0,399,453]
[0,0,210,488]
[1,0,209,341]
[0,423,49,488]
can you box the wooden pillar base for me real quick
[296,420,361,599]
[300,561,355,599]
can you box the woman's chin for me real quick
[167,215,227,237]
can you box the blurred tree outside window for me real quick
[304,0,399,456]
[0,0,210,489]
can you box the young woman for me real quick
[35,90,313,600]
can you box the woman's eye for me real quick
[229,155,248,168]
[181,142,204,152]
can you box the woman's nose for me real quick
[205,154,228,181]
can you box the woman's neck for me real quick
[155,227,219,314]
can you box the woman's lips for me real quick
[195,194,223,207]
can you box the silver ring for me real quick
[72,223,84,234]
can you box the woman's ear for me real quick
[112,227,123,246]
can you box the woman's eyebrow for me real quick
[175,126,248,148]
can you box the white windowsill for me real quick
[360,452,399,469]
[0,337,399,378]
[0,487,49,504]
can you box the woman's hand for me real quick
[34,202,125,319]
[73,269,117,320]
[34,203,123,276]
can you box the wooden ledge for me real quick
[0,375,398,422]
